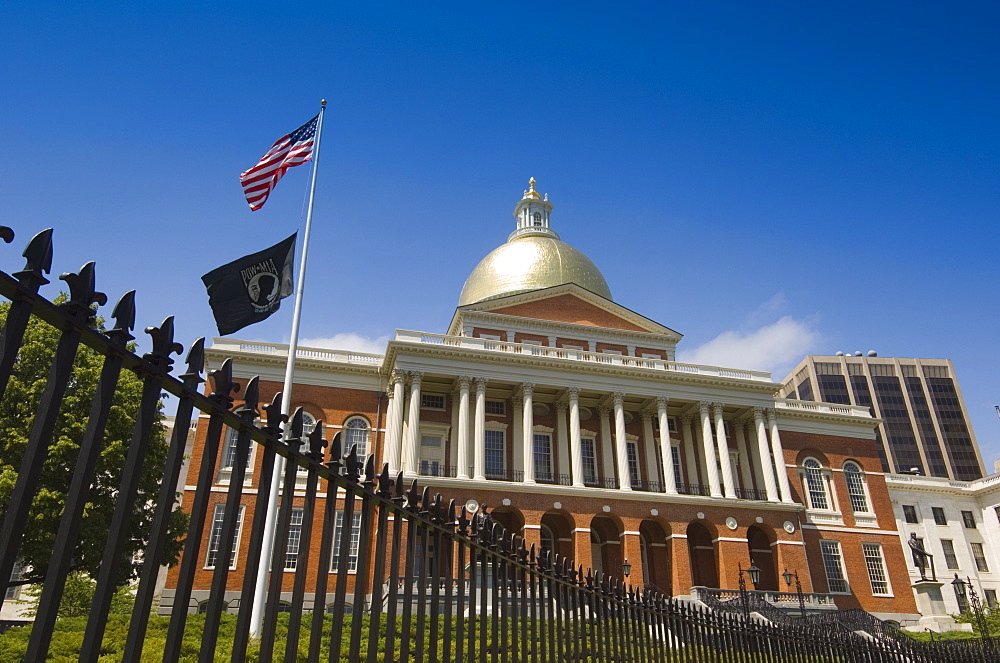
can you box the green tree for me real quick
[0,299,187,589]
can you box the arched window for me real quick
[844,461,869,513]
[803,458,829,509]
[344,417,370,457]
[540,524,555,559]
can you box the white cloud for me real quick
[677,316,820,375]
[299,333,390,355]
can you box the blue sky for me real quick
[2,2,998,467]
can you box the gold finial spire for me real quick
[524,176,541,200]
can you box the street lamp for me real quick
[622,559,631,579]
[783,568,806,618]
[954,575,992,647]
[747,563,761,590]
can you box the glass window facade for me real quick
[872,375,924,476]
[817,374,851,405]
[927,377,982,480]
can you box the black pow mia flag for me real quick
[202,233,296,335]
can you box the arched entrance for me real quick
[687,522,718,588]
[590,516,622,578]
[747,525,778,590]
[540,511,575,563]
[639,519,671,593]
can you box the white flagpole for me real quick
[250,100,326,636]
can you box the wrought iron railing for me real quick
[0,224,994,661]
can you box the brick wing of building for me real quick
[164,179,919,623]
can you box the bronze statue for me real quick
[908,532,936,581]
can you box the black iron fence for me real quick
[0,224,997,661]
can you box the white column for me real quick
[511,394,524,478]
[754,407,780,502]
[599,405,614,487]
[680,414,698,489]
[713,403,737,499]
[384,369,405,474]
[473,377,487,481]
[402,371,423,477]
[456,376,471,479]
[657,397,677,494]
[555,401,569,482]
[613,392,632,492]
[768,408,795,504]
[641,411,657,486]
[569,387,584,487]
[733,418,755,494]
[699,401,722,498]
[522,383,535,484]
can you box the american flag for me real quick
[240,114,318,210]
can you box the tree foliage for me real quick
[0,300,187,587]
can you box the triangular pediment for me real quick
[447,284,681,340]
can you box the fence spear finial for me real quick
[107,290,136,346]
[14,228,52,290]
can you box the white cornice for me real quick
[455,310,678,349]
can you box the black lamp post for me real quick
[747,563,761,590]
[783,568,806,618]
[622,558,631,579]
[954,575,992,647]
[738,563,751,620]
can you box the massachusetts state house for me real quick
[168,179,918,623]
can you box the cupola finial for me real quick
[523,177,541,200]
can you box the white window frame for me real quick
[284,507,304,570]
[801,458,832,511]
[342,416,371,457]
[484,428,506,478]
[862,543,892,596]
[205,504,245,570]
[820,540,849,594]
[581,436,598,485]
[219,425,256,483]
[331,510,362,573]
[843,461,871,514]
[420,393,446,410]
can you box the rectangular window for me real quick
[285,508,304,570]
[6,562,24,600]
[421,394,445,410]
[961,510,977,528]
[862,543,891,595]
[941,540,959,569]
[205,504,244,569]
[626,441,641,488]
[222,427,252,471]
[971,542,990,573]
[995,506,1000,525]
[534,433,553,482]
[902,505,918,524]
[331,511,362,572]
[986,590,998,609]
[820,541,849,593]
[932,507,947,526]
[485,429,505,478]
[671,446,683,487]
[485,400,506,416]
[581,437,597,484]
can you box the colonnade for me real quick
[383,370,794,503]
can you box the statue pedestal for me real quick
[903,580,973,633]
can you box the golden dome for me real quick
[458,234,613,307]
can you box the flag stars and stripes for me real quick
[239,114,318,210]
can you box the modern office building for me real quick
[164,180,920,622]
[780,356,985,481]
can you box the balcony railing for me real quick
[735,487,769,501]
[690,586,839,611]
[394,330,774,383]
[677,482,712,496]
